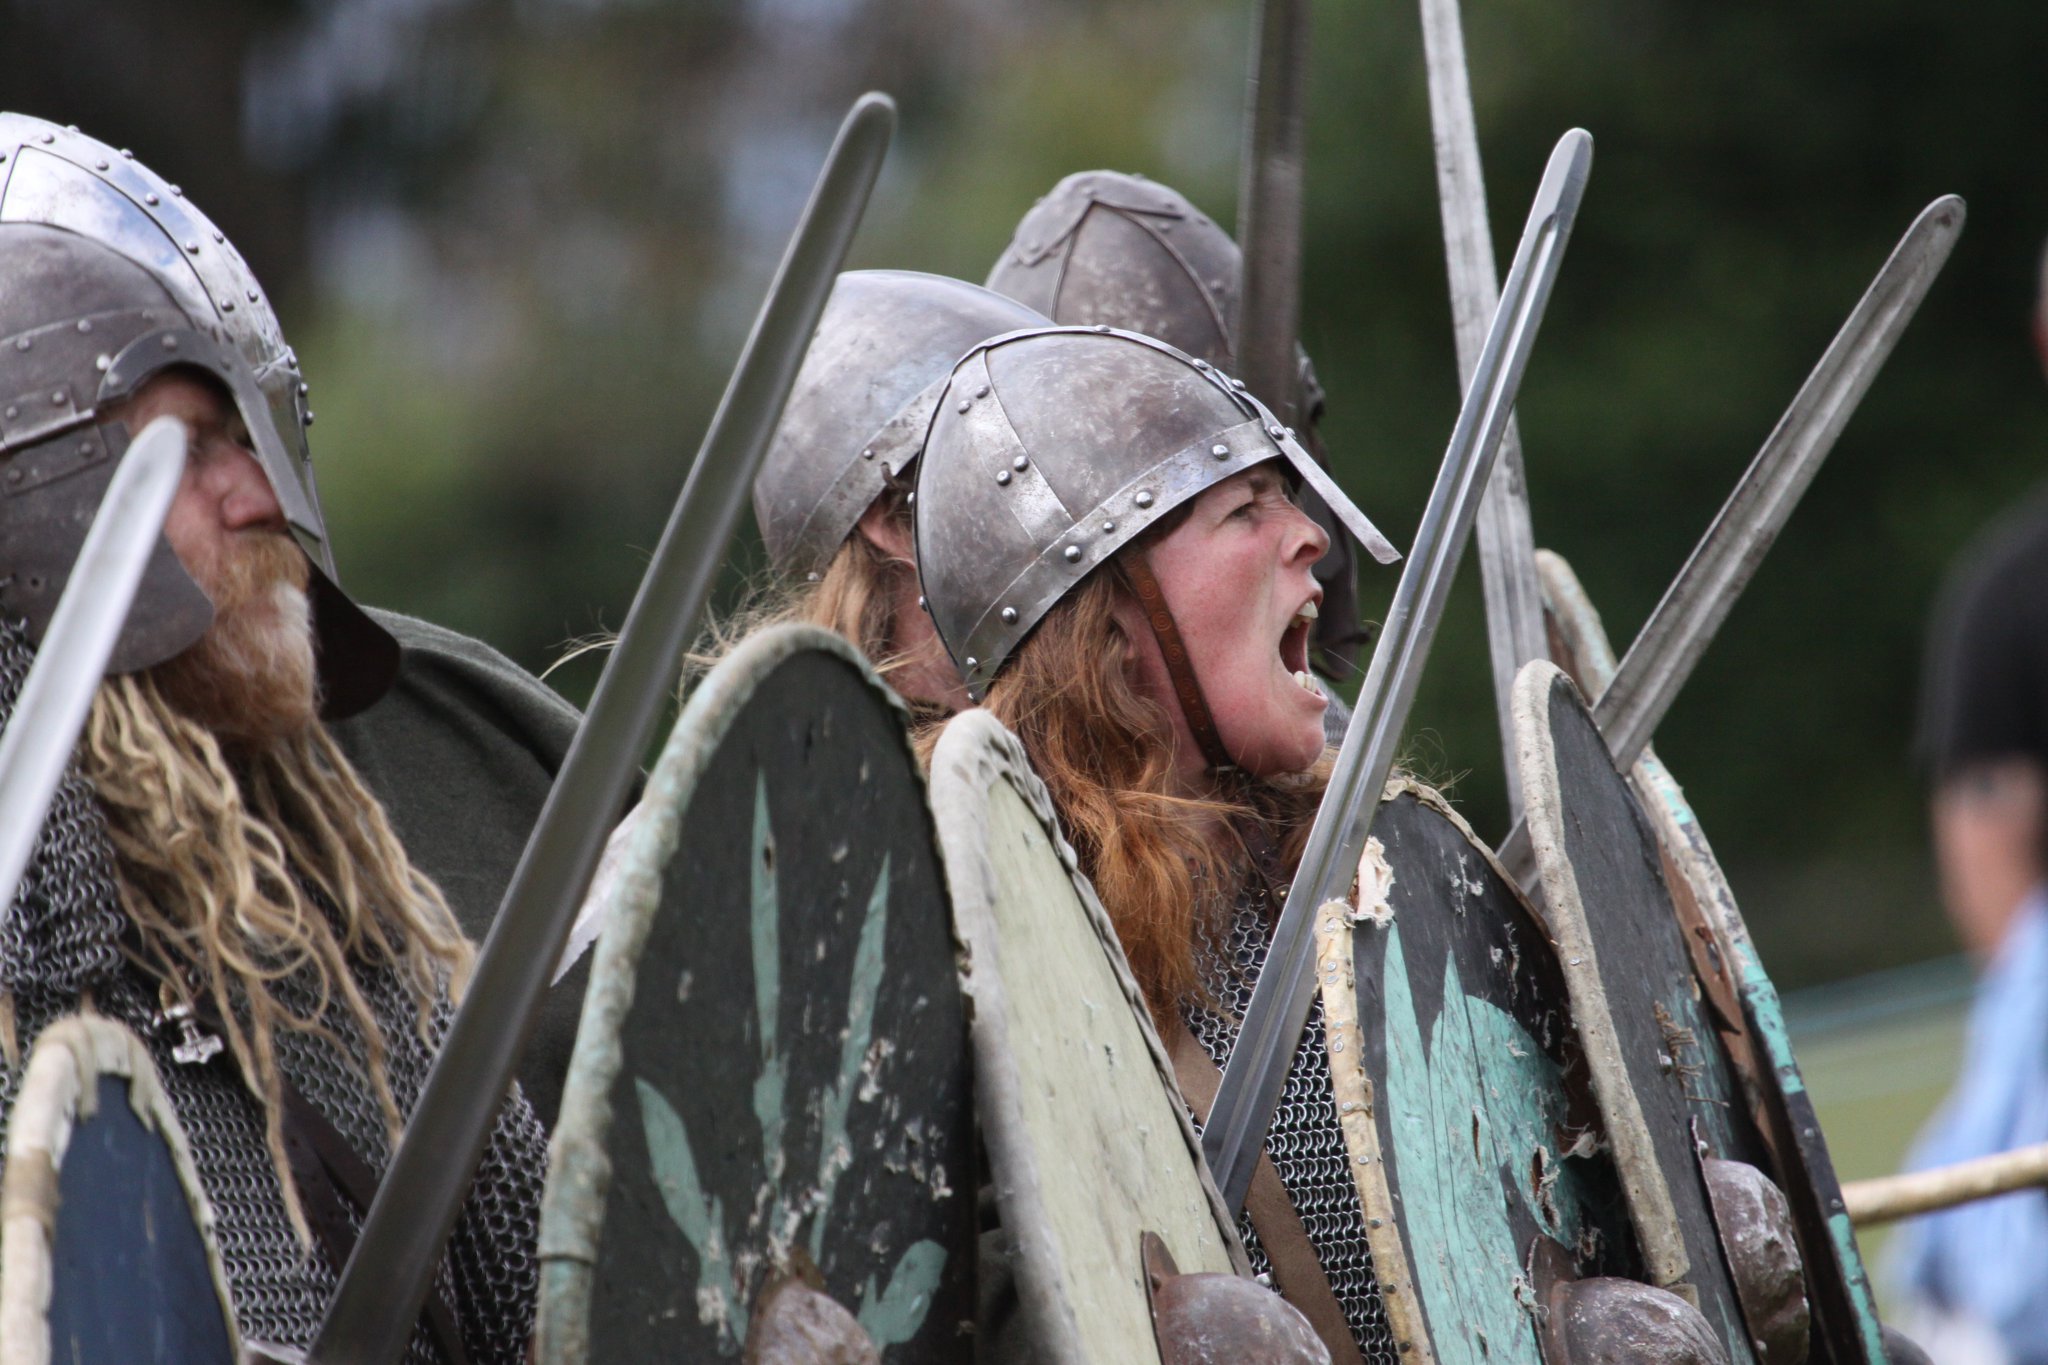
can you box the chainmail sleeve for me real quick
[1181,884,1402,1364]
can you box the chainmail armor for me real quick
[1183,882,1401,1363]
[0,622,544,1363]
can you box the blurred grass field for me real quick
[1784,956,1975,1307]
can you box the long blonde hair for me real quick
[81,670,472,1242]
[968,562,1327,1025]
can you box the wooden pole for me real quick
[1844,1141,2048,1226]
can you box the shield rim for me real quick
[0,1014,240,1361]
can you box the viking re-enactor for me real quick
[0,118,543,1361]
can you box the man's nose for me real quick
[216,444,284,530]
[1287,503,1331,565]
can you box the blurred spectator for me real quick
[1892,244,2048,1365]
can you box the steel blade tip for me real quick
[846,90,898,133]
[1916,193,1966,234]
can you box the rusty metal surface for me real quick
[742,1275,882,1365]
[1144,1233,1332,1365]
[1544,1277,1733,1365]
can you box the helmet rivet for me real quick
[906,491,915,507]
[94,355,110,372]
[1135,490,1155,509]
[1285,427,1297,440]
[161,336,178,351]
[1000,606,1018,624]
[917,595,927,611]
[121,149,134,159]
[48,392,62,406]
[78,440,93,456]
[1012,455,1028,471]
[304,411,315,426]
[965,657,978,670]
[995,470,1011,485]
[1101,519,1116,533]
[248,290,260,303]
[1232,378,1248,392]
[1064,545,1082,563]
[12,338,27,353]
[956,399,971,413]
[221,299,235,312]
[184,241,200,255]
[805,572,821,583]
[144,194,159,206]
[860,447,875,460]
[94,159,108,171]
[170,185,183,197]
[1212,443,1230,459]
[299,382,310,396]
[213,232,224,244]
[37,134,52,145]
[75,320,90,334]
[4,407,16,420]
[1268,424,1285,441]
[976,384,989,398]
[1093,324,1112,333]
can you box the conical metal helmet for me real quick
[983,169,1324,423]
[914,326,1396,700]
[0,114,395,714]
[754,270,1048,578]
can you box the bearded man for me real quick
[0,117,543,1362]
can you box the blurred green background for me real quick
[14,0,2043,995]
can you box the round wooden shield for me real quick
[926,709,1248,1365]
[1317,779,1634,1365]
[534,625,975,1362]
[1517,659,1766,1363]
[0,1015,238,1365]
[1536,548,1886,1364]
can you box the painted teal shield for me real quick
[1350,788,1634,1365]
[537,627,974,1361]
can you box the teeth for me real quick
[1296,600,1319,623]
[1292,669,1324,698]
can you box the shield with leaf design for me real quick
[0,1015,239,1365]
[1315,779,1637,1365]
[534,625,975,1362]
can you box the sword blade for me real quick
[1419,0,1546,822]
[1234,0,1310,424]
[0,418,185,913]
[307,92,896,1365]
[1495,195,1965,883]
[1203,130,1592,1213]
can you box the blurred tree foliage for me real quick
[11,0,2048,985]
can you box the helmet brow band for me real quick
[1123,551,1234,772]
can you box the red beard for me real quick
[151,532,318,744]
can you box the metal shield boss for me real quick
[535,626,976,1363]
[0,113,394,714]
[912,326,1395,702]
[753,269,1049,579]
[0,1015,241,1365]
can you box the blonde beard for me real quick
[151,532,318,743]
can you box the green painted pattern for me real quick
[859,1238,948,1345]
[635,1079,741,1343]
[811,855,891,1263]
[750,776,788,1173]
[1380,918,1599,1364]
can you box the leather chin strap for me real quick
[1124,553,1236,772]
